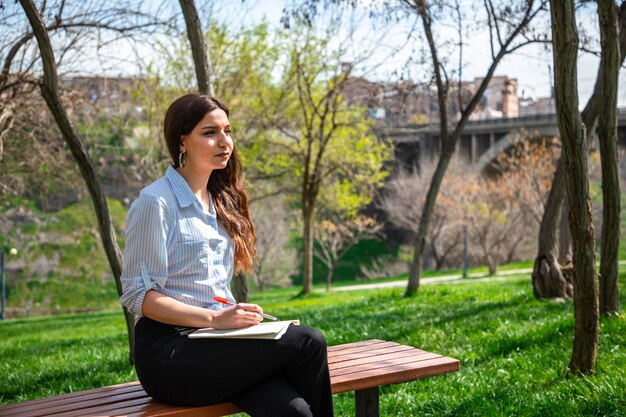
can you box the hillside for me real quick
[1,197,127,317]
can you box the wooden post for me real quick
[355,387,379,417]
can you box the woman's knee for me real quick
[303,325,327,346]
[281,325,328,364]
[296,325,328,358]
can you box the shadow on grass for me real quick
[428,299,520,326]
[476,319,573,364]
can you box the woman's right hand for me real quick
[212,303,264,329]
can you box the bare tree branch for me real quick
[179,0,214,95]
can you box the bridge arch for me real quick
[472,131,558,173]
[384,108,625,171]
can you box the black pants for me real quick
[134,317,335,417]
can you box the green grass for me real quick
[1,273,625,416]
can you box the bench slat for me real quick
[328,340,400,356]
[49,396,156,417]
[51,399,241,417]
[329,341,427,357]
[327,339,385,352]
[330,352,442,377]
[0,383,146,417]
[332,356,460,393]
[0,382,143,414]
[328,344,416,364]
[2,386,148,417]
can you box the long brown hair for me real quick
[163,94,256,273]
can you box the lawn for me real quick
[1,273,625,416]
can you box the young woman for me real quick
[120,94,334,417]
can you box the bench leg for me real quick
[355,387,379,417]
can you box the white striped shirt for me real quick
[120,165,235,324]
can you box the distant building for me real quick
[341,74,521,126]
[518,96,556,116]
[59,75,136,108]
[468,76,519,120]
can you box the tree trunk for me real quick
[231,272,248,302]
[406,0,536,295]
[532,160,572,298]
[487,255,498,276]
[302,203,315,295]
[408,143,459,293]
[325,266,334,292]
[534,0,626,300]
[597,0,621,316]
[431,240,444,270]
[19,0,134,362]
[550,0,599,375]
[179,0,214,96]
[558,197,572,266]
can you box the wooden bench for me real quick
[0,339,459,417]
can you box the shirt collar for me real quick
[165,165,197,209]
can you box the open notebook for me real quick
[188,320,300,340]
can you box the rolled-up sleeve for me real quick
[120,192,171,318]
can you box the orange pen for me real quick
[212,296,279,321]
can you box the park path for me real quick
[325,267,532,292]
[325,260,626,292]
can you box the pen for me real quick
[212,296,279,321]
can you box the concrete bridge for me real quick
[384,108,626,171]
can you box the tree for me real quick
[493,138,561,225]
[249,197,297,292]
[178,0,215,96]
[18,0,129,355]
[252,28,392,295]
[549,0,599,375]
[557,198,572,266]
[596,0,621,316]
[398,0,548,294]
[380,162,464,271]
[465,183,508,276]
[0,106,12,160]
[314,215,383,291]
[533,1,626,301]
[14,0,168,363]
[524,147,571,299]
[0,89,86,208]
[0,1,168,203]
[478,138,560,272]
[383,138,556,275]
